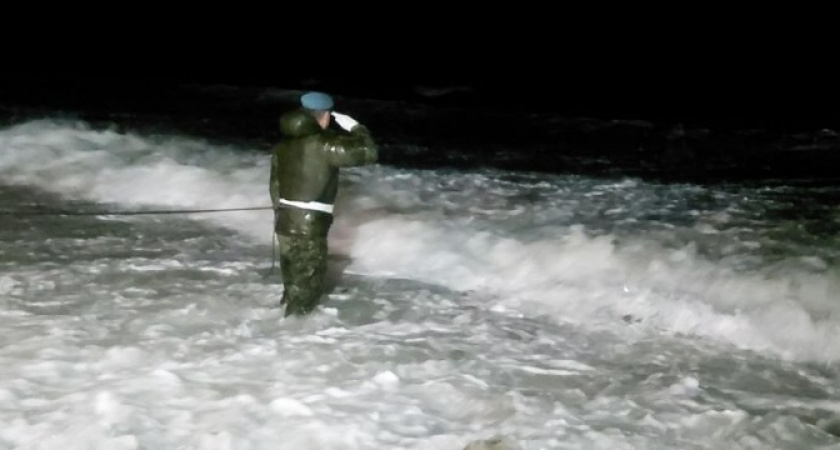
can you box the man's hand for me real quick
[331,112,359,131]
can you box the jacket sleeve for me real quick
[269,145,280,207]
[321,125,379,167]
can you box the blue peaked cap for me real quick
[300,91,334,111]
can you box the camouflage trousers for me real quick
[278,234,328,317]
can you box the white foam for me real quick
[348,214,840,361]
[373,370,400,387]
[0,277,19,296]
[269,398,314,416]
[2,119,839,367]
[0,120,273,240]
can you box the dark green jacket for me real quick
[270,108,378,236]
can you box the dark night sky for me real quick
[3,31,839,132]
[2,10,835,121]
[2,26,838,182]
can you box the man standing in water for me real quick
[269,91,378,316]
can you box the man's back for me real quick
[270,108,378,236]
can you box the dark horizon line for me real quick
[1,74,838,131]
